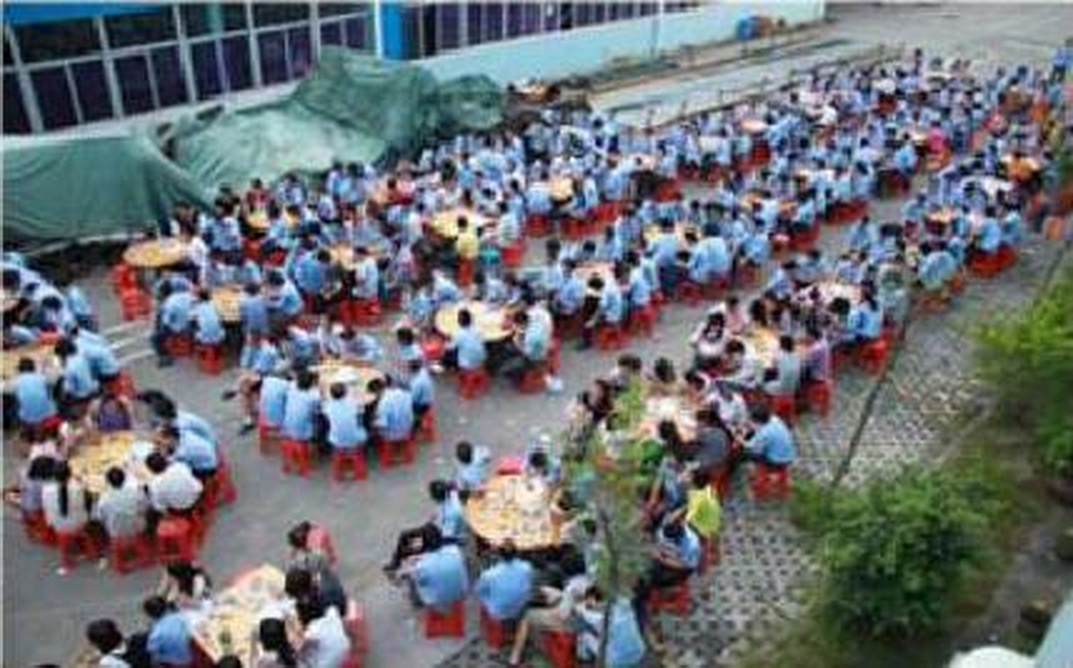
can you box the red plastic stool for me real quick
[750,463,792,501]
[421,335,446,363]
[205,452,238,509]
[548,338,562,375]
[196,344,224,375]
[595,324,628,352]
[109,534,156,574]
[515,362,548,394]
[119,288,152,321]
[646,580,691,616]
[258,421,280,455]
[767,393,797,426]
[539,629,577,668]
[281,439,313,476]
[697,535,722,576]
[425,600,466,639]
[628,303,657,337]
[676,281,704,306]
[56,529,102,571]
[501,240,525,267]
[496,455,525,475]
[331,449,369,481]
[457,259,475,287]
[352,299,383,327]
[22,510,57,545]
[526,214,552,237]
[165,333,194,358]
[345,599,370,654]
[803,380,833,417]
[856,339,889,375]
[416,409,437,443]
[156,517,199,563]
[480,607,515,649]
[110,263,139,293]
[458,368,491,400]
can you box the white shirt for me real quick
[95,480,148,538]
[41,481,90,533]
[148,462,203,512]
[301,607,351,668]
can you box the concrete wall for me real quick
[421,1,825,84]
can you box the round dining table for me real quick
[464,472,562,551]
[434,300,515,342]
[123,239,189,270]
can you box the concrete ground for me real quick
[4,3,1073,668]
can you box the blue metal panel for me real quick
[378,1,407,60]
[3,3,158,27]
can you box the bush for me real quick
[806,466,1004,639]
[975,267,1073,476]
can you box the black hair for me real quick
[105,467,126,489]
[428,479,450,502]
[455,441,473,464]
[86,618,124,655]
[142,595,170,620]
[258,618,297,668]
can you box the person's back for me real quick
[259,375,289,428]
[42,477,89,534]
[375,386,414,441]
[301,605,350,668]
[413,544,469,610]
[282,382,319,442]
[96,470,147,539]
[15,368,57,425]
[323,392,367,450]
[477,556,533,621]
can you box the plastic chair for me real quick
[501,240,525,267]
[856,339,889,375]
[351,299,383,327]
[22,510,56,545]
[421,335,446,363]
[595,324,628,352]
[344,600,369,664]
[515,362,548,394]
[803,380,833,417]
[539,629,577,668]
[110,263,139,294]
[457,259,475,287]
[458,367,491,400]
[204,452,238,510]
[56,528,102,571]
[750,463,792,501]
[196,344,224,375]
[109,533,156,574]
[646,580,691,617]
[416,409,437,444]
[156,517,199,563]
[525,214,552,237]
[628,303,658,338]
[496,455,525,475]
[480,607,515,649]
[258,420,280,455]
[676,281,705,307]
[164,333,194,358]
[119,289,152,321]
[281,439,313,477]
[767,393,797,426]
[331,449,369,481]
[425,600,466,639]
[375,438,415,468]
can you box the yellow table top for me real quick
[643,223,699,250]
[548,176,574,201]
[797,280,861,306]
[246,211,299,232]
[740,327,781,367]
[574,261,616,287]
[434,300,515,342]
[464,474,561,550]
[2,342,60,382]
[123,239,189,269]
[211,285,243,324]
[638,391,701,442]
[741,118,769,135]
[431,207,492,239]
[68,431,151,496]
[328,243,385,271]
[192,564,287,664]
[311,359,385,404]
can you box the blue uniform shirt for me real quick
[176,410,216,444]
[240,294,270,337]
[173,430,219,473]
[413,544,470,610]
[258,376,289,428]
[194,301,226,345]
[15,372,57,424]
[477,558,534,621]
[282,385,320,441]
[323,397,368,449]
[147,611,193,666]
[375,386,414,441]
[746,417,797,465]
[62,354,99,400]
[451,326,487,371]
[408,367,435,409]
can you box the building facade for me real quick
[3,1,822,136]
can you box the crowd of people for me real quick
[2,42,1067,668]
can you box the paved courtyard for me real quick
[3,4,1072,668]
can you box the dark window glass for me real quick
[181,4,247,35]
[575,3,591,27]
[150,46,187,107]
[593,3,607,23]
[543,3,560,31]
[115,55,154,114]
[222,4,248,31]
[4,34,14,66]
[437,3,461,51]
[32,67,77,129]
[523,4,543,35]
[621,3,637,19]
[466,4,483,46]
[191,41,223,100]
[71,60,113,121]
[253,3,309,27]
[559,3,575,30]
[5,73,32,134]
[15,19,100,63]
[422,4,438,56]
[483,3,504,41]
[344,17,368,50]
[401,5,423,59]
[223,35,253,90]
[639,2,658,16]
[319,3,362,18]
[506,3,524,38]
[288,27,312,77]
[181,5,210,36]
[258,31,289,84]
[321,22,343,46]
[105,8,176,48]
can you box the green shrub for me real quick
[808,467,1003,639]
[975,267,1073,476]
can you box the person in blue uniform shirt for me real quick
[352,247,380,301]
[580,275,625,349]
[454,440,492,493]
[742,403,796,468]
[55,338,98,412]
[143,596,193,667]
[265,270,304,328]
[156,424,218,480]
[151,283,196,367]
[323,383,368,454]
[281,370,321,444]
[258,372,291,432]
[632,518,702,633]
[374,375,414,442]
[406,539,470,613]
[13,358,58,436]
[444,308,487,372]
[476,542,534,622]
[193,290,226,346]
[554,261,586,318]
[407,359,435,421]
[384,480,465,573]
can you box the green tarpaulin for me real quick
[3,48,505,245]
[2,134,213,245]
[168,47,506,189]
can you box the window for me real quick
[258,30,289,84]
[321,22,343,46]
[575,3,592,27]
[288,27,312,78]
[483,3,505,42]
[253,3,309,27]
[422,4,438,55]
[151,46,187,107]
[115,55,154,114]
[5,74,32,133]
[639,3,658,17]
[523,4,543,35]
[437,3,461,52]
[344,17,368,50]
[71,60,113,121]
[593,3,607,23]
[466,4,483,46]
[559,3,575,30]
[105,8,176,48]
[319,3,363,18]
[223,35,253,90]
[15,19,100,63]
[183,3,249,35]
[32,67,77,129]
[191,41,224,100]
[620,3,637,19]
[222,4,249,31]
[4,34,14,66]
[543,3,560,32]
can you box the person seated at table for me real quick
[373,375,414,443]
[12,358,59,439]
[151,283,196,368]
[974,206,1004,256]
[84,388,134,435]
[580,275,625,350]
[608,354,644,393]
[286,566,348,616]
[500,309,551,380]
[763,335,802,397]
[350,246,380,304]
[145,453,203,522]
[335,326,382,364]
[443,308,487,372]
[192,289,226,348]
[384,480,464,576]
[253,617,299,668]
[281,370,321,447]
[842,289,884,347]
[55,338,99,417]
[143,595,193,668]
[800,325,832,386]
[453,440,492,495]
[689,310,728,373]
[646,357,681,397]
[740,403,796,470]
[552,260,586,320]
[477,540,534,622]
[41,461,91,573]
[406,359,435,423]
[507,550,590,666]
[647,430,690,522]
[399,531,470,613]
[158,561,213,608]
[156,424,218,482]
[265,270,304,330]
[323,382,368,456]
[578,590,647,667]
[717,339,763,391]
[632,516,701,632]
[86,618,151,668]
[918,242,959,294]
[94,466,148,544]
